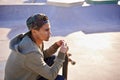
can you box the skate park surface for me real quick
[0,1,120,80]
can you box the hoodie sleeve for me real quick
[43,43,60,58]
[24,51,65,80]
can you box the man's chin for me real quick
[44,39,49,41]
[44,38,49,41]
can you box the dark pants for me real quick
[37,55,64,80]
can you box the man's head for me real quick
[26,13,51,41]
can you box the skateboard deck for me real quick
[62,53,76,80]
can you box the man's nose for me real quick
[49,30,52,35]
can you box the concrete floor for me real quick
[0,29,120,80]
[0,3,120,80]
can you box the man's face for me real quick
[34,23,51,41]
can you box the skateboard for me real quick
[62,53,76,80]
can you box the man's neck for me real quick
[31,33,43,47]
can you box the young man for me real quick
[5,13,68,80]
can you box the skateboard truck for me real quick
[67,53,76,65]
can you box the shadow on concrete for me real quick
[0,4,120,39]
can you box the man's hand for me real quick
[56,40,64,47]
[59,42,69,54]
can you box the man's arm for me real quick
[43,40,63,58]
[25,51,65,80]
[43,43,59,58]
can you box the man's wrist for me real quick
[57,52,66,60]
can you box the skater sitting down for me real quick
[5,13,69,80]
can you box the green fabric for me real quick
[86,0,118,4]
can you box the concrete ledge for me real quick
[47,0,84,7]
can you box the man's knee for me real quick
[55,75,64,80]
[44,55,56,66]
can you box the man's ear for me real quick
[31,29,37,34]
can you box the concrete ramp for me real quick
[0,3,120,80]
[0,4,120,38]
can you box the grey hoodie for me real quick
[4,33,65,80]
